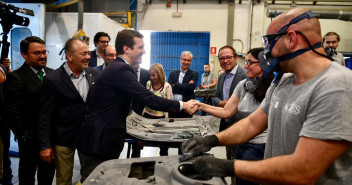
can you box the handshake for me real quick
[182,99,202,115]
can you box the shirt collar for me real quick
[96,47,103,56]
[180,68,188,74]
[29,66,44,75]
[64,62,86,77]
[228,64,238,76]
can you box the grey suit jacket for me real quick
[213,65,246,126]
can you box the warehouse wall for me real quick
[138,0,352,73]
[45,13,125,69]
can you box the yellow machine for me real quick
[72,29,89,46]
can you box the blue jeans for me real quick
[235,143,266,185]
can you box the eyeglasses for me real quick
[262,32,287,48]
[28,51,49,56]
[218,55,235,62]
[244,60,259,66]
[105,53,117,57]
[99,40,109,44]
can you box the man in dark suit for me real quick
[89,32,110,67]
[75,29,197,182]
[38,38,99,185]
[129,64,150,158]
[94,45,116,72]
[213,46,246,162]
[168,51,199,118]
[132,64,150,115]
[4,36,55,185]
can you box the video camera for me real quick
[0,1,34,31]
[0,1,34,60]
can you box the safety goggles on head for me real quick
[262,10,319,59]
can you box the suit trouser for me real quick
[54,145,75,185]
[18,137,55,185]
[0,126,12,183]
[77,151,105,182]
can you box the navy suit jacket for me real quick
[168,69,199,102]
[213,65,246,129]
[38,64,99,149]
[132,67,150,115]
[4,63,53,139]
[94,64,104,72]
[75,57,180,159]
[89,50,98,67]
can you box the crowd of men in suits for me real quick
[7,23,348,185]
[1,29,239,184]
[0,28,246,184]
[0,8,352,185]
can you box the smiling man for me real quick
[89,32,110,67]
[168,51,199,118]
[74,29,198,182]
[94,45,117,72]
[213,46,246,162]
[4,36,55,185]
[38,38,99,185]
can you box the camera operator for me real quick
[1,58,11,72]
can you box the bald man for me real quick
[94,45,117,72]
[182,8,352,184]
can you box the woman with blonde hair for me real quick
[142,63,173,156]
[143,63,173,118]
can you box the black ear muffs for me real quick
[244,78,259,93]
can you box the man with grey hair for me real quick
[38,38,99,185]
[168,51,199,118]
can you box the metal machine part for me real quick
[83,155,227,185]
[126,111,220,144]
[194,88,216,98]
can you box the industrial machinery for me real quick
[83,155,227,185]
[194,87,216,98]
[126,111,219,145]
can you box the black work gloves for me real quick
[181,135,219,155]
[193,156,235,178]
